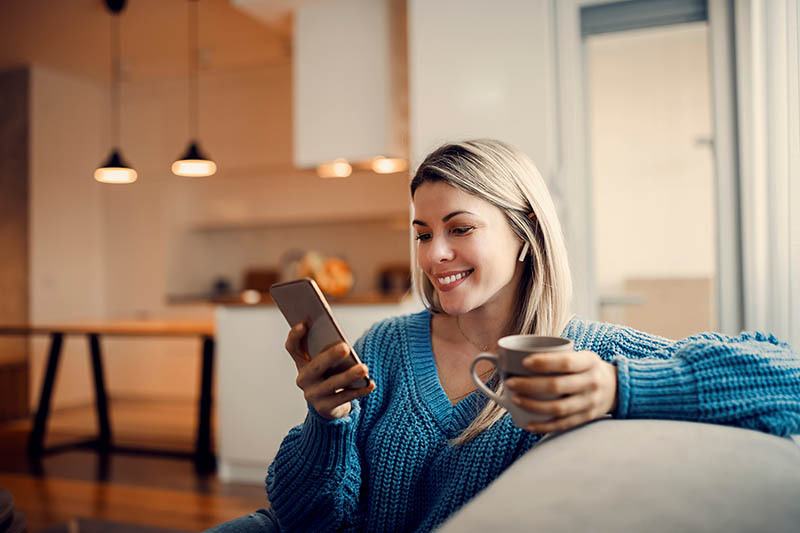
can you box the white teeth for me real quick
[437,271,469,285]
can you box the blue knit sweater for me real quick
[265,311,800,532]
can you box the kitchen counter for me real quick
[168,290,410,306]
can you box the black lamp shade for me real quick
[100,149,133,169]
[172,141,217,177]
[106,0,127,14]
[94,149,137,183]
[185,141,213,160]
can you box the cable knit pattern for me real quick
[561,319,800,435]
[266,311,800,532]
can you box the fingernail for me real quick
[505,379,518,390]
[523,355,536,366]
[512,396,523,406]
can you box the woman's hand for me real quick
[285,322,375,420]
[504,350,618,434]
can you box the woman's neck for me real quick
[457,265,523,345]
[453,303,510,350]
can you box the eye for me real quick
[451,226,474,235]
[415,233,432,242]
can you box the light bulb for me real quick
[172,159,217,177]
[371,156,408,174]
[94,166,137,184]
[241,290,261,305]
[317,159,352,178]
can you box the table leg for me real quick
[88,333,113,451]
[195,335,216,473]
[28,332,63,456]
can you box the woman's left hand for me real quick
[504,350,618,434]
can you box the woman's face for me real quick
[413,181,524,316]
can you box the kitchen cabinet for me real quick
[292,0,407,168]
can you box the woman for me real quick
[210,139,800,532]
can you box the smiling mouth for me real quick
[436,269,474,286]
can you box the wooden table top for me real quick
[0,320,214,337]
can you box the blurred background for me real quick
[0,0,798,530]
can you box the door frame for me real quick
[553,0,743,334]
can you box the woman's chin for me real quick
[438,297,470,316]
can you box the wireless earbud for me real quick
[518,242,530,262]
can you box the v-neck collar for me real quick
[405,311,485,437]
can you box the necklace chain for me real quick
[449,316,497,403]
[456,316,493,352]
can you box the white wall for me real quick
[408,0,556,172]
[29,65,107,408]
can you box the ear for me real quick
[517,241,530,262]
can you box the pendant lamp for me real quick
[95,0,137,184]
[172,0,216,177]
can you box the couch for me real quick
[439,419,800,532]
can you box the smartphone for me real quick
[269,278,370,389]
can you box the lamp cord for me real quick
[111,13,120,149]
[189,0,199,140]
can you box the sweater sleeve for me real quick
[265,335,371,532]
[608,325,800,436]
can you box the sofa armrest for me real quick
[439,419,800,532]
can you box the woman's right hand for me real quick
[285,322,376,420]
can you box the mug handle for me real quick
[470,353,504,405]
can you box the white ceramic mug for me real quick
[470,335,574,428]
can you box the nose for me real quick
[425,235,455,264]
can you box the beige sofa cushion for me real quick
[439,419,800,532]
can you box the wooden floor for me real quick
[0,399,268,532]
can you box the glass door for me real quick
[586,21,718,339]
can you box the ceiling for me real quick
[0,0,293,83]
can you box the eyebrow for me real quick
[412,210,475,226]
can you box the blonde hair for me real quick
[409,139,573,445]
